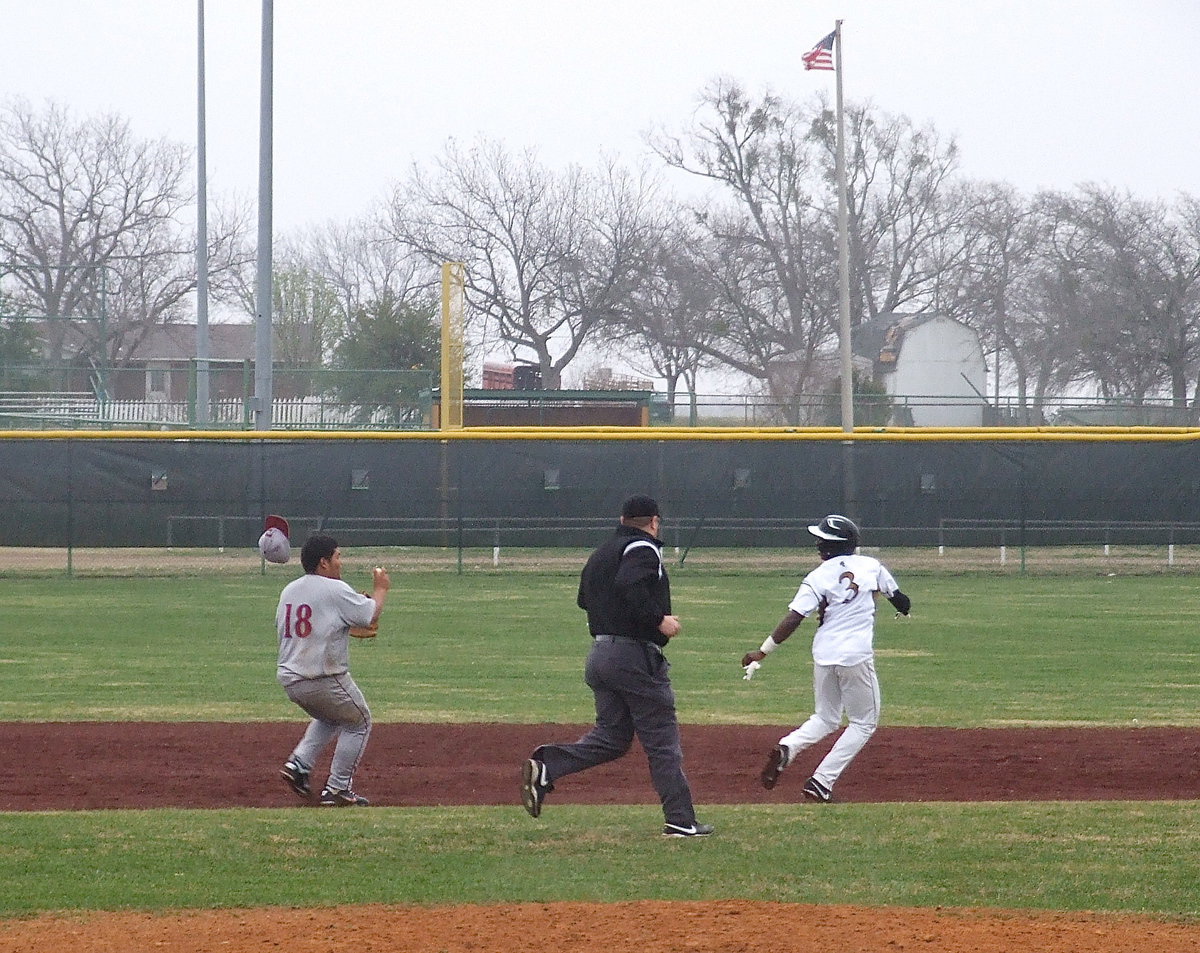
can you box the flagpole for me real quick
[834,19,852,434]
[832,20,858,519]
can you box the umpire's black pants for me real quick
[534,636,698,828]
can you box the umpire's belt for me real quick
[593,634,663,656]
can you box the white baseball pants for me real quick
[779,657,880,793]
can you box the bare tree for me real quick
[227,218,437,383]
[651,82,968,408]
[387,139,662,389]
[1018,192,1123,416]
[811,100,967,323]
[1062,186,1200,414]
[607,217,721,421]
[267,265,343,367]
[650,80,838,399]
[933,183,1072,420]
[944,185,1200,422]
[0,99,246,383]
[298,217,435,323]
[1182,193,1200,414]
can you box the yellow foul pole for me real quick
[440,262,466,431]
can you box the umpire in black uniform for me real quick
[521,495,713,837]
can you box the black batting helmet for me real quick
[807,514,860,557]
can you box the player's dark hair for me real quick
[301,534,338,573]
[621,495,660,519]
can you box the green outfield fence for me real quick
[2,426,1200,574]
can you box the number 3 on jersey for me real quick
[837,571,860,603]
[282,603,313,638]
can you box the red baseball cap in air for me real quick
[258,514,291,564]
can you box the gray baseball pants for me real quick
[284,672,372,793]
[534,636,698,828]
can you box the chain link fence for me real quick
[7,518,1200,578]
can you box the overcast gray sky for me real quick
[1,1,1195,235]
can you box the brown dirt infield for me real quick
[4,722,1200,952]
[3,721,1200,810]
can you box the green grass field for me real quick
[2,567,1200,917]
[4,803,1200,917]
[2,570,1196,725]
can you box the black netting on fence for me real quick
[2,437,1199,548]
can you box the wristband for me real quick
[759,636,778,655]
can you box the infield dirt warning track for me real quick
[3,722,1200,809]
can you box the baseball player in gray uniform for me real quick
[741,515,910,802]
[277,534,390,806]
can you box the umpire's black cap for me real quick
[621,495,660,519]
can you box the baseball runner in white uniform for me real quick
[741,515,911,802]
[277,534,390,806]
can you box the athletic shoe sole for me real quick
[760,745,787,790]
[319,789,370,806]
[279,762,310,799]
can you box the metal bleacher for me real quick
[0,391,99,427]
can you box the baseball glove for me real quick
[349,623,378,639]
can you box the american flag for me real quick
[802,30,836,71]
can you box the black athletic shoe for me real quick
[760,744,789,790]
[802,777,832,803]
[521,758,552,818]
[662,822,715,838]
[319,787,370,807]
[280,760,311,799]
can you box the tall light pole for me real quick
[253,0,274,430]
[195,0,211,425]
